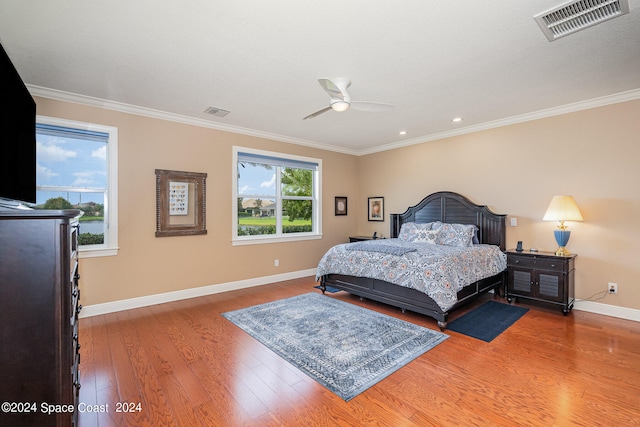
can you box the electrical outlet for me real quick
[608,282,618,293]
[274,259,279,267]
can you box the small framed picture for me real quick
[335,197,347,216]
[368,197,384,221]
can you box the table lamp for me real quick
[543,195,583,256]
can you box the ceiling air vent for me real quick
[534,0,630,41]
[203,106,230,117]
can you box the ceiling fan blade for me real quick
[303,106,332,120]
[350,101,394,112]
[318,78,351,101]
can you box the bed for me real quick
[316,191,507,330]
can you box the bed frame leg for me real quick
[437,320,447,332]
[319,279,326,294]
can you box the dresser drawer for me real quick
[70,258,79,285]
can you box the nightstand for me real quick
[506,250,576,315]
[349,236,377,242]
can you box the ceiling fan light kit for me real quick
[330,100,350,112]
[304,77,393,119]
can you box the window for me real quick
[233,147,321,245]
[36,116,118,257]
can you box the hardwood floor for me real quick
[78,277,640,426]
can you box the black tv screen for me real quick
[0,41,36,205]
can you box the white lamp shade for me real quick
[543,195,583,222]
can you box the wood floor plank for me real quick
[78,276,640,426]
[112,310,170,426]
[76,316,98,427]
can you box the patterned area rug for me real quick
[447,301,529,342]
[222,293,448,401]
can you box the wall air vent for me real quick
[534,0,630,41]
[203,106,230,117]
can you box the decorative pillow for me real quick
[398,222,435,242]
[411,229,439,244]
[397,222,416,241]
[432,222,477,247]
[439,221,479,244]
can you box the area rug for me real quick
[222,293,448,401]
[447,301,529,342]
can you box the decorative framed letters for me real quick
[155,169,207,237]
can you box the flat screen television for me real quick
[0,41,36,207]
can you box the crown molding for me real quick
[359,88,640,156]
[27,85,359,156]
[28,85,640,157]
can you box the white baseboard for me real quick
[81,270,640,323]
[80,268,317,318]
[574,300,640,322]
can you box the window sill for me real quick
[79,246,119,258]
[232,234,322,246]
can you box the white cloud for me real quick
[92,146,107,160]
[36,141,77,162]
[72,171,103,187]
[260,174,275,188]
[36,163,58,181]
[72,178,93,186]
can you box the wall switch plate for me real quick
[510,217,518,226]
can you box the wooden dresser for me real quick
[0,209,81,426]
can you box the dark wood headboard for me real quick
[389,191,506,250]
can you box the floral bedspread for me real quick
[315,239,507,311]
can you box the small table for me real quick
[506,249,576,315]
[349,236,377,242]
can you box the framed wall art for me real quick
[335,197,347,216]
[155,169,207,237]
[368,197,384,221]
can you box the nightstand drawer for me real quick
[508,256,535,268]
[508,255,565,272]
[534,259,565,272]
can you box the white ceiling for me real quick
[1,1,639,155]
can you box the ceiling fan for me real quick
[303,78,394,120]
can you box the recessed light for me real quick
[399,130,407,135]
[452,117,463,122]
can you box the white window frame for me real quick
[36,115,119,258]
[232,146,322,245]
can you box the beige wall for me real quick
[35,96,640,312]
[35,97,359,306]
[357,99,640,311]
